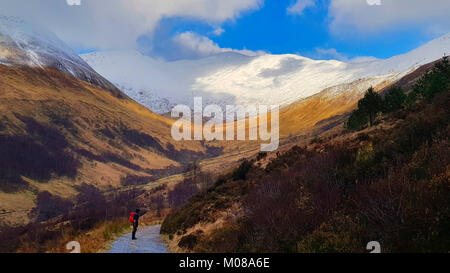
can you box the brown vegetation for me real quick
[161,61,450,253]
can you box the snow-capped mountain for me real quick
[0,15,120,95]
[82,51,254,114]
[82,33,449,114]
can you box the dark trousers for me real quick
[132,223,138,239]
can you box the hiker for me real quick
[130,208,141,240]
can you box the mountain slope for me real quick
[0,18,219,229]
[278,75,397,137]
[0,16,122,97]
[81,33,450,114]
[81,51,254,114]
[0,63,222,228]
[161,59,450,253]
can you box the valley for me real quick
[0,14,448,253]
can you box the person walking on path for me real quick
[130,208,141,240]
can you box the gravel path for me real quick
[107,224,168,253]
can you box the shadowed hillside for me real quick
[161,58,450,253]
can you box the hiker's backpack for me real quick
[129,212,136,223]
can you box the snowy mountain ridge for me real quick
[1,14,448,114]
[0,15,122,95]
[82,33,449,114]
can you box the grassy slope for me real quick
[278,78,396,137]
[0,64,211,228]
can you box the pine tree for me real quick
[413,56,450,100]
[346,108,368,130]
[382,86,406,113]
[357,87,383,127]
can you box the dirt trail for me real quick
[107,224,167,253]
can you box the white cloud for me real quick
[168,31,264,60]
[66,0,81,6]
[0,0,262,50]
[312,48,348,61]
[287,0,315,15]
[307,47,377,63]
[348,56,378,63]
[173,32,225,57]
[329,0,450,36]
[212,27,225,36]
[366,0,381,6]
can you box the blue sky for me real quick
[215,0,331,55]
[2,0,449,61]
[133,0,449,61]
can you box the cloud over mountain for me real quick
[0,0,262,50]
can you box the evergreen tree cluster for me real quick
[346,56,449,130]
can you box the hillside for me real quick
[160,58,450,253]
[0,18,220,232]
[0,63,221,227]
[278,75,396,137]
